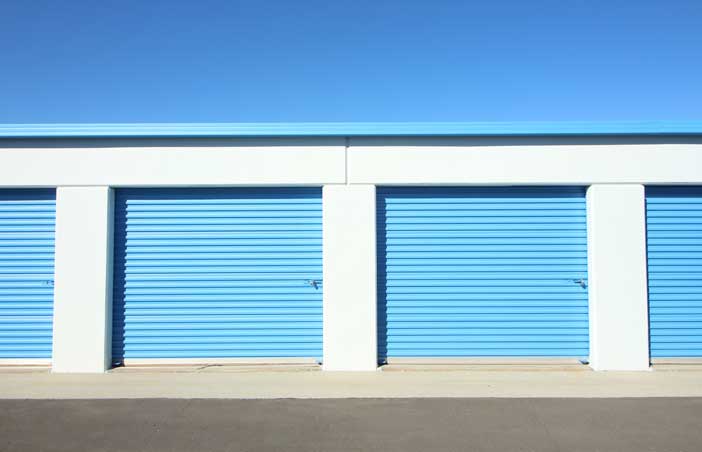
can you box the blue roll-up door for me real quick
[377,187,589,360]
[647,186,702,358]
[112,188,322,363]
[0,190,55,359]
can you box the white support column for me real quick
[587,184,650,370]
[322,185,378,370]
[52,187,114,373]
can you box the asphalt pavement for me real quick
[1,398,701,452]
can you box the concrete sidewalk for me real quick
[1,365,702,399]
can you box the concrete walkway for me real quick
[2,365,702,399]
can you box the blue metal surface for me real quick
[112,188,322,362]
[647,186,702,358]
[377,187,589,359]
[0,190,55,359]
[1,121,701,138]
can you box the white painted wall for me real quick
[322,185,378,371]
[348,141,702,184]
[52,187,114,373]
[587,185,650,371]
[0,138,345,187]
[1,137,701,187]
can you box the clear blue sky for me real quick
[1,1,700,123]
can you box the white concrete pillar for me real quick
[52,187,114,373]
[587,184,650,370]
[322,185,378,370]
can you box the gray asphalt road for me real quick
[1,398,701,452]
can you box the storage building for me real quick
[0,122,700,372]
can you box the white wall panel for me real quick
[0,139,345,187]
[348,141,702,185]
[52,187,114,373]
[322,185,377,371]
[587,185,650,370]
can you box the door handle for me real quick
[306,279,321,289]
[573,279,587,289]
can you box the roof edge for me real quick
[1,121,701,138]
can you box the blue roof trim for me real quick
[0,121,701,138]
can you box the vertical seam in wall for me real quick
[585,186,597,366]
[637,185,652,360]
[104,187,115,369]
[344,136,349,185]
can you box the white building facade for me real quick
[0,122,700,372]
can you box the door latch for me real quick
[306,279,321,290]
[573,279,588,289]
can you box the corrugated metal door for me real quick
[0,189,55,359]
[377,187,589,360]
[112,188,322,363]
[647,186,702,358]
